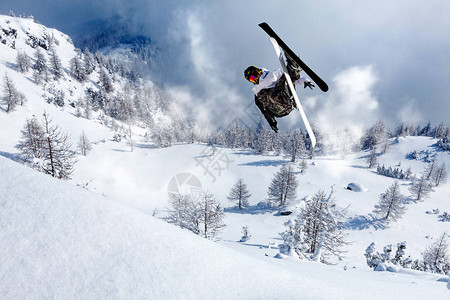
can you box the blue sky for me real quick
[1,0,449,129]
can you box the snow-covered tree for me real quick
[49,47,63,80]
[70,56,87,82]
[33,48,48,84]
[40,112,76,179]
[424,156,438,181]
[432,163,447,187]
[373,181,406,221]
[2,73,26,112]
[83,48,96,75]
[77,131,92,156]
[299,158,308,174]
[99,67,114,93]
[267,164,298,208]
[409,174,433,201]
[197,192,226,240]
[423,233,449,274]
[167,192,225,240]
[16,52,30,73]
[16,116,44,161]
[279,189,347,262]
[239,226,251,243]
[227,178,251,209]
[366,148,378,168]
[285,128,306,162]
[360,120,389,151]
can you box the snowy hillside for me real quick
[1,14,449,298]
[1,153,448,299]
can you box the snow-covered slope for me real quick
[1,155,448,299]
[1,14,449,298]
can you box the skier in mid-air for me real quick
[244,55,314,133]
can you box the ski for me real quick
[259,22,329,92]
[269,37,316,148]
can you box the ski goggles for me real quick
[248,74,260,84]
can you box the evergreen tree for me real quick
[227,178,251,209]
[373,181,406,221]
[16,52,30,73]
[267,164,298,207]
[2,73,26,112]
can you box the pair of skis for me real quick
[259,23,328,148]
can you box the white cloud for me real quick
[314,65,380,152]
[396,99,424,124]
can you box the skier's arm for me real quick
[254,95,278,133]
[295,76,315,89]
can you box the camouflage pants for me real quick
[256,67,300,118]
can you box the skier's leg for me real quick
[284,51,301,82]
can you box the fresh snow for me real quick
[1,14,449,298]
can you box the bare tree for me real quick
[197,192,226,240]
[77,131,92,156]
[424,156,438,181]
[41,112,76,179]
[49,47,64,80]
[373,181,406,221]
[2,73,26,112]
[423,233,449,274]
[267,164,298,207]
[167,192,225,240]
[227,178,251,209]
[409,174,433,201]
[432,163,447,187]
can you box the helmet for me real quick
[244,66,262,84]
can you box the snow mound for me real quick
[346,182,368,192]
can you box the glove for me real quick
[270,123,279,133]
[304,81,315,90]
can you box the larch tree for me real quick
[373,181,406,221]
[267,164,298,208]
[227,178,252,209]
[2,73,26,112]
[41,112,76,179]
